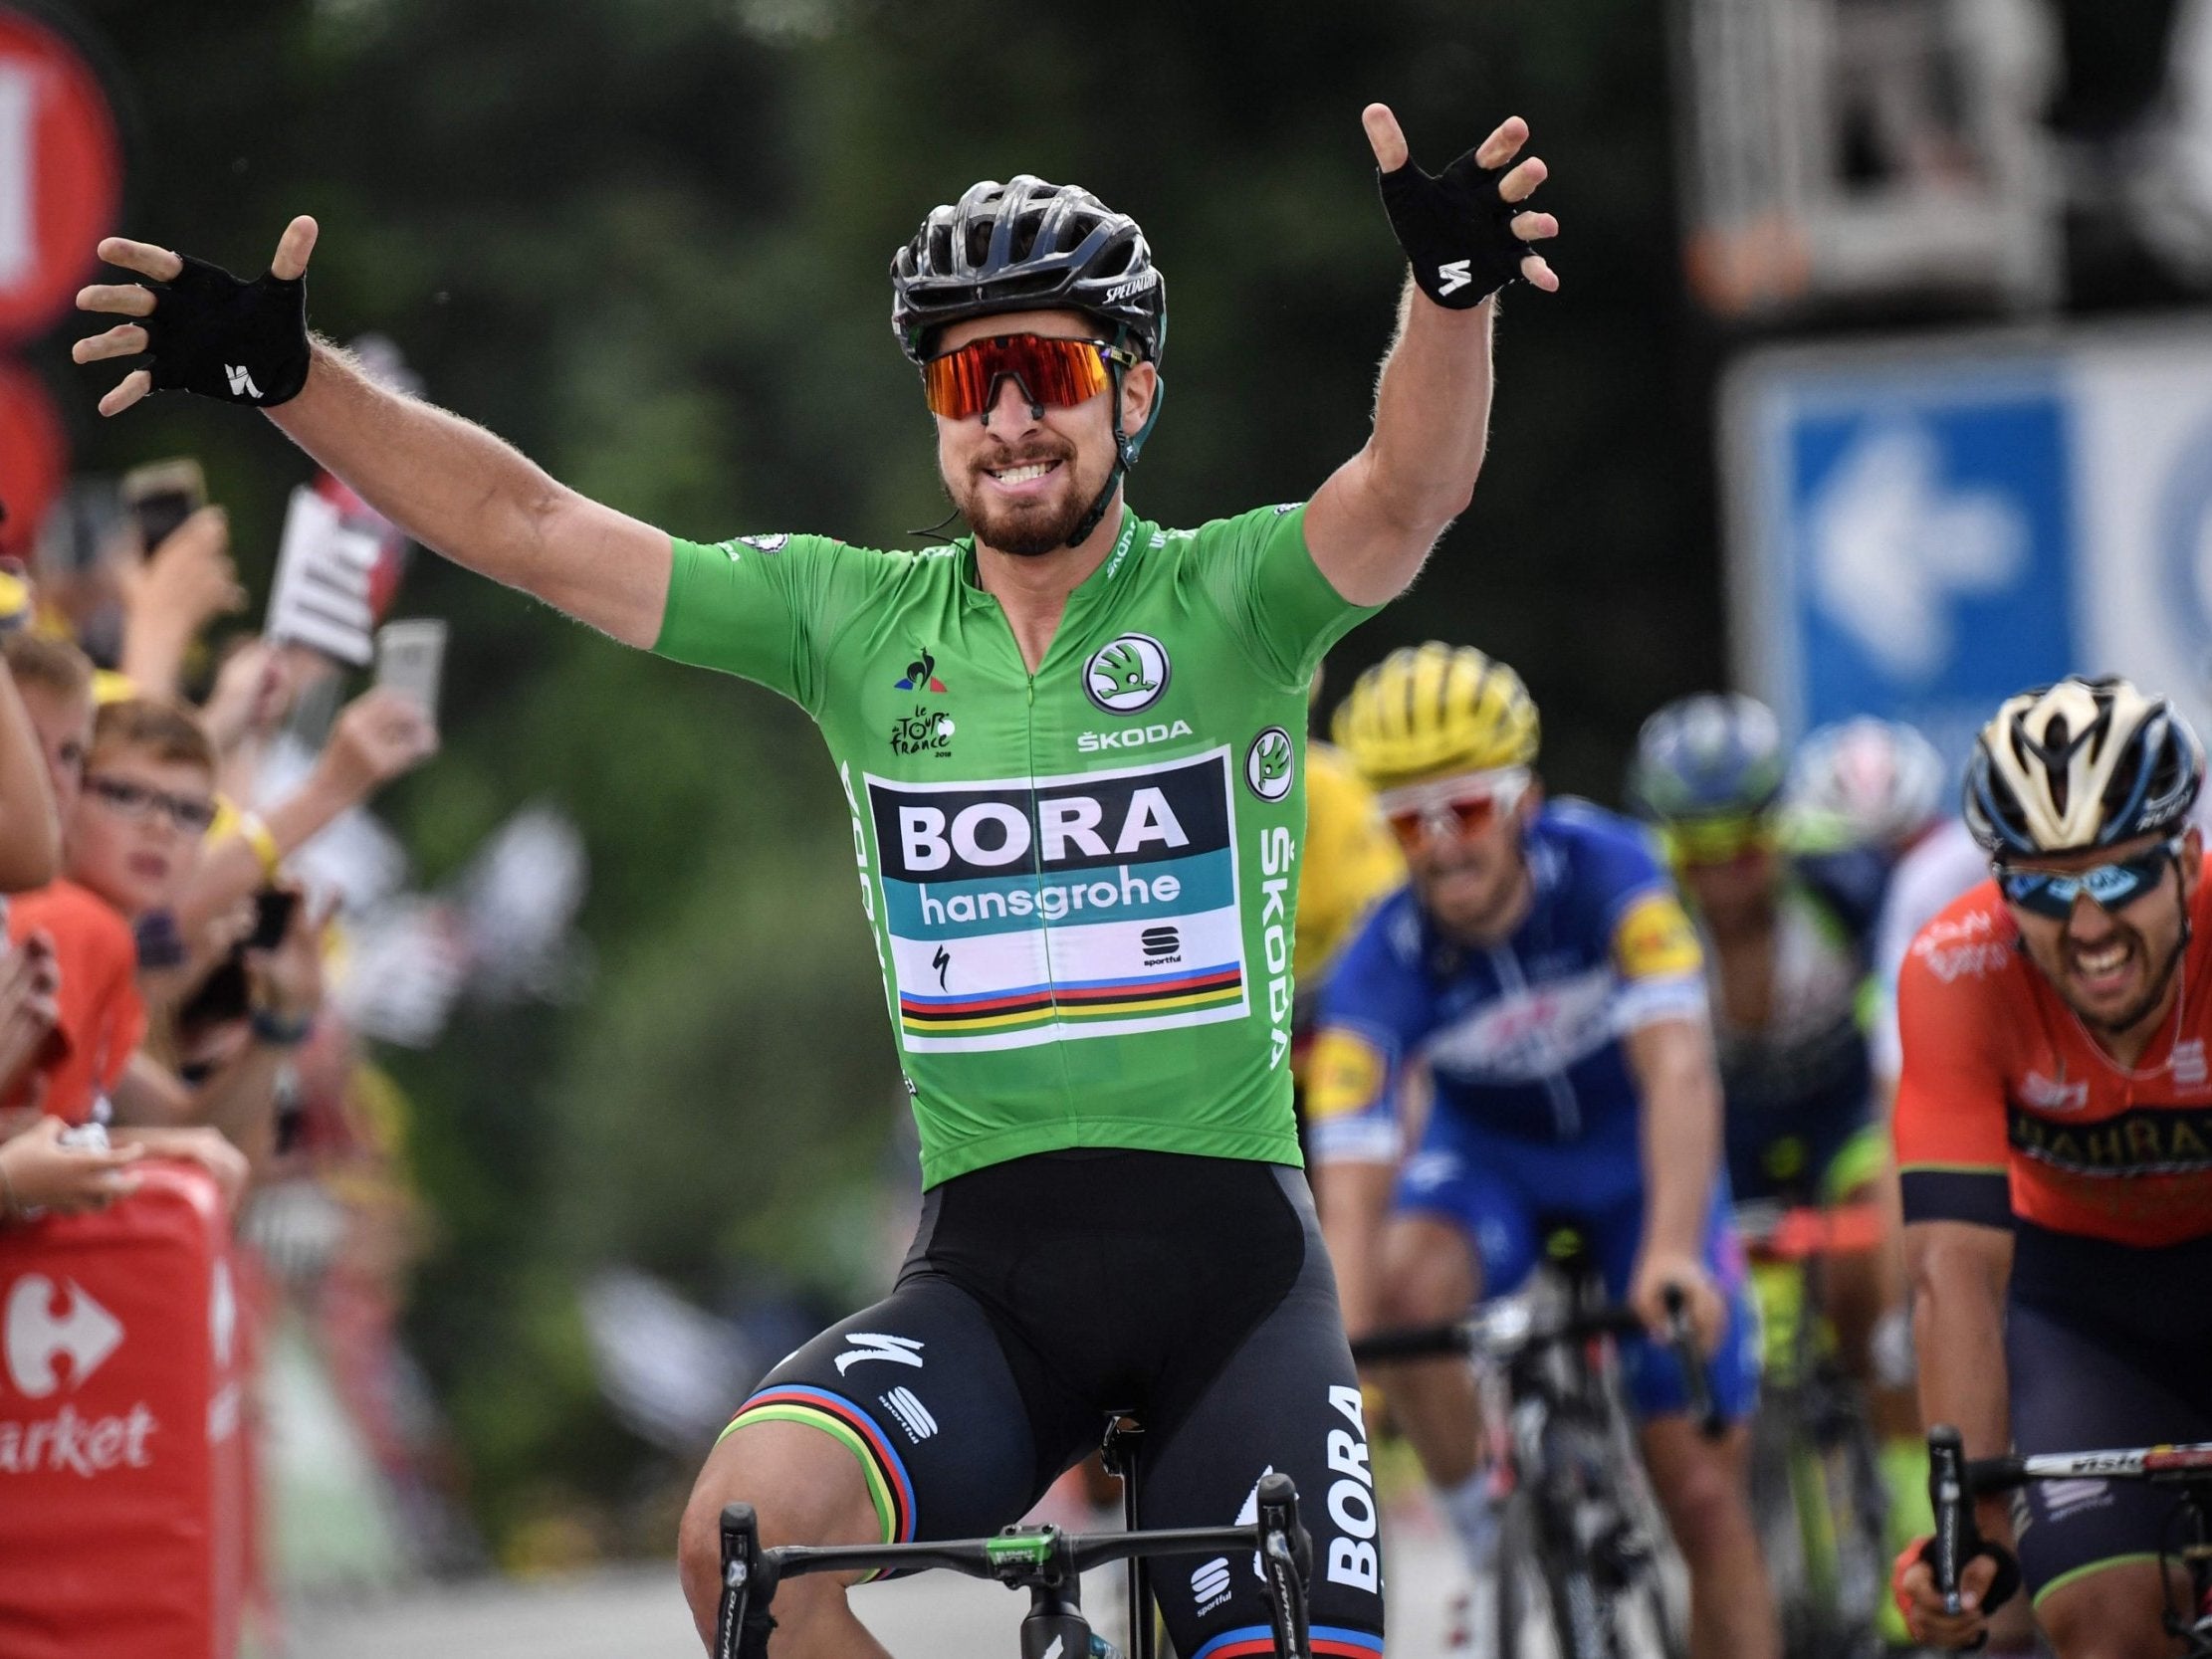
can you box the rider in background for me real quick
[1892,676,2212,1659]
[1309,643,1777,1659]
[1625,699,1901,1398]
[1292,674,1406,1128]
[1783,717,1949,872]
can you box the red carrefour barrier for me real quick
[0,1163,246,1659]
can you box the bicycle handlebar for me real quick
[714,1471,1314,1659]
[1349,1301,1647,1365]
[1660,1285,1725,1443]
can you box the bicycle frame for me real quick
[712,1471,1314,1659]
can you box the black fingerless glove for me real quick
[140,253,310,407]
[1377,144,1533,309]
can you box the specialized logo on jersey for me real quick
[1245,726,1294,803]
[865,749,1247,1052]
[738,532,790,553]
[1084,633,1171,714]
[1614,892,1701,980]
[895,650,947,694]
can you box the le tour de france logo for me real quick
[1084,633,1171,715]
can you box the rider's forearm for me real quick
[1314,1158,1396,1337]
[1631,1019,1721,1258]
[1907,1223,2013,1465]
[1367,281,1495,529]
[1305,282,1495,605]
[268,340,670,645]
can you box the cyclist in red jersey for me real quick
[1890,676,2212,1659]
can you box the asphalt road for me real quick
[286,1523,1464,1658]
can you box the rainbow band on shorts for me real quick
[1194,1625,1384,1658]
[719,1383,918,1555]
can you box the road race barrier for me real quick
[0,1163,248,1659]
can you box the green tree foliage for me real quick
[39,0,1721,1537]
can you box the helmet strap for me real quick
[1065,324,1140,549]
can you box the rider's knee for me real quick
[676,1420,878,1627]
[1379,1235,1477,1324]
[2037,1588,2175,1659]
[1655,1452,1751,1558]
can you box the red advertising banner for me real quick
[0,7,122,343]
[0,1164,248,1659]
[0,355,66,557]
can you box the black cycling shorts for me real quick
[2006,1294,2212,1604]
[722,1150,1387,1658]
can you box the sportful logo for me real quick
[833,1332,924,1375]
[2175,1040,2208,1089]
[878,1386,938,1444]
[6,1277,121,1397]
[1084,634,1171,715]
[224,363,262,398]
[1436,260,1473,297]
[1245,726,1294,802]
[1192,1555,1232,1613]
[896,650,947,694]
[739,533,790,553]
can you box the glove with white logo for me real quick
[1377,143,1535,310]
[137,252,311,408]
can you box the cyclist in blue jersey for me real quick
[1309,644,1777,1659]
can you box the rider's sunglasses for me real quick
[921,334,1138,421]
[1379,768,1532,852]
[1995,838,2181,921]
[83,773,218,834]
[1660,813,1776,869]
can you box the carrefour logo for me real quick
[1084,633,1171,715]
[6,1276,121,1398]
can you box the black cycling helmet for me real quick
[890,175,1166,367]
[893,175,1168,548]
[1963,675,2203,858]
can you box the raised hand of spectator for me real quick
[0,1116,144,1220]
[118,505,248,699]
[246,886,326,1026]
[201,637,300,758]
[317,688,439,804]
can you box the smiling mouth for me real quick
[2068,935,2139,995]
[983,458,1063,488]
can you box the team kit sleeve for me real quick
[653,532,872,715]
[1198,504,1384,688]
[1595,826,1709,1031]
[1304,913,1422,1166]
[1891,935,2013,1229]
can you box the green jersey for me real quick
[654,505,1377,1185]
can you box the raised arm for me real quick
[74,218,672,647]
[1304,108,1560,607]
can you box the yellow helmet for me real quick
[1331,643,1540,789]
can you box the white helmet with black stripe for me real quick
[1963,676,2203,857]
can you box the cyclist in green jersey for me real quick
[76,104,1559,1658]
